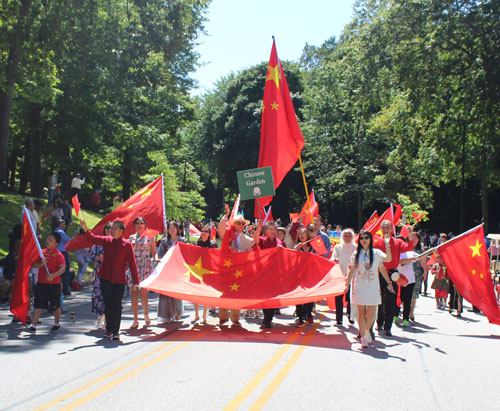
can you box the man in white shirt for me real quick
[71,173,85,197]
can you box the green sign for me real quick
[236,166,275,201]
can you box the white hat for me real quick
[230,214,250,226]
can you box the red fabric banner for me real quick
[363,211,379,230]
[189,223,201,236]
[66,176,165,251]
[437,225,500,325]
[365,204,401,237]
[310,236,327,256]
[255,39,305,217]
[10,210,41,324]
[71,194,81,217]
[141,243,345,309]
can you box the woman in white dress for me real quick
[345,230,393,348]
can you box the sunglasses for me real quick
[360,236,370,240]
[307,228,315,232]
[201,230,209,233]
[234,222,245,226]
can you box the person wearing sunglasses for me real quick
[374,220,417,337]
[128,217,158,329]
[345,230,393,348]
[89,223,112,329]
[193,225,217,324]
[218,205,253,326]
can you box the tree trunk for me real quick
[18,134,30,194]
[122,148,132,199]
[357,190,363,229]
[29,104,42,197]
[8,149,18,191]
[481,172,488,234]
[0,0,33,185]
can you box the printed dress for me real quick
[349,248,386,306]
[90,245,105,315]
[128,234,154,285]
[157,237,187,322]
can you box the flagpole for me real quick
[296,141,312,219]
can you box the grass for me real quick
[0,193,104,276]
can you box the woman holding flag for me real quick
[345,230,393,348]
[128,217,158,328]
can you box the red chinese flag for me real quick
[255,39,305,217]
[363,211,379,230]
[392,203,402,227]
[210,226,217,241]
[298,190,319,227]
[189,223,201,236]
[365,204,401,237]
[412,211,424,222]
[310,236,327,256]
[427,253,437,266]
[66,176,165,251]
[437,225,500,325]
[289,213,299,223]
[72,194,81,216]
[400,224,409,239]
[141,243,345,309]
[10,210,41,324]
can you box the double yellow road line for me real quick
[36,328,212,411]
[37,315,322,410]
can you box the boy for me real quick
[26,232,66,333]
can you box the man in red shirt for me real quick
[374,220,417,336]
[25,232,66,333]
[80,218,139,341]
[254,220,284,328]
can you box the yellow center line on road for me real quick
[35,328,208,411]
[249,314,324,411]
[224,314,324,411]
[58,328,211,411]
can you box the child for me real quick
[431,258,449,309]
[25,232,66,333]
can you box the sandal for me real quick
[130,320,139,329]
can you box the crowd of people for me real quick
[2,195,500,346]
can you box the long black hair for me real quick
[355,229,374,267]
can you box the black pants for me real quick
[263,308,276,325]
[295,303,314,321]
[377,275,398,331]
[100,279,125,335]
[399,283,415,321]
[448,280,463,313]
[335,286,351,323]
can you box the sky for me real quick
[191,0,357,95]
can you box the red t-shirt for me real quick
[257,236,284,250]
[36,248,65,284]
[374,236,415,270]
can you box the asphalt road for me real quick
[1,287,499,411]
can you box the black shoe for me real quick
[112,334,120,341]
[274,309,281,315]
[376,324,383,331]
[104,331,112,338]
[336,321,343,326]
[25,325,36,333]
[348,317,354,324]
[384,330,392,337]
[51,325,61,332]
[63,291,72,296]
[261,321,272,329]
[370,330,376,340]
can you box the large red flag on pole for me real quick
[255,38,305,217]
[141,243,345,309]
[437,225,500,325]
[10,208,44,324]
[66,176,166,251]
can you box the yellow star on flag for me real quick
[230,282,240,291]
[128,204,134,209]
[376,229,383,237]
[234,270,243,278]
[138,187,153,199]
[472,269,477,275]
[184,257,214,282]
[469,240,482,257]
[223,259,233,268]
[266,64,281,88]
[271,101,279,110]
[479,273,485,279]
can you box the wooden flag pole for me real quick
[296,141,313,220]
